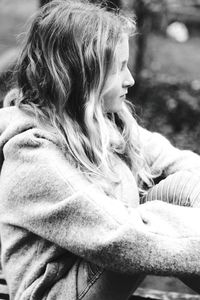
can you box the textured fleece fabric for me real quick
[1,106,200,299]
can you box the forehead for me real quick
[115,34,129,61]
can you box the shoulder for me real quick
[0,109,77,210]
[0,106,71,180]
[0,105,60,149]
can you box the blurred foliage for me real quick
[133,80,200,153]
[124,0,200,152]
[132,0,167,14]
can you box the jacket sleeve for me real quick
[1,128,200,276]
[142,170,200,208]
[139,126,200,177]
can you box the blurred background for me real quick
[0,0,200,297]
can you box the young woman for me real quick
[1,1,200,299]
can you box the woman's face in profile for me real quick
[103,34,135,113]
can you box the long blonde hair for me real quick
[13,0,153,194]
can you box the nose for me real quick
[123,69,135,88]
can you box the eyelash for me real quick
[121,63,126,71]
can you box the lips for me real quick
[120,92,127,98]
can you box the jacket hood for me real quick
[0,106,36,171]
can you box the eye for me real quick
[120,61,127,71]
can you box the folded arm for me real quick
[139,128,200,292]
[139,126,200,177]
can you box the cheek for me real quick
[102,72,122,112]
[103,77,121,102]
[104,87,118,102]
[103,87,119,112]
[103,87,122,113]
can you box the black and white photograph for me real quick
[0,1,200,299]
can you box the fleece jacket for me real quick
[1,106,200,299]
